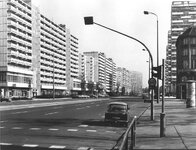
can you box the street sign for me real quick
[148,78,156,89]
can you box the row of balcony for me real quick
[8,27,32,42]
[8,35,31,48]
[40,31,66,50]
[8,57,31,67]
[41,28,66,48]
[40,17,66,38]
[8,0,31,15]
[8,43,31,54]
[8,4,31,23]
[40,24,66,44]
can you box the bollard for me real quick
[160,113,166,137]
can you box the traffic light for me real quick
[152,65,162,79]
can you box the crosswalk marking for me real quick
[86,130,97,132]
[48,128,59,131]
[78,124,88,127]
[49,145,66,149]
[29,128,41,130]
[23,144,38,147]
[12,127,22,129]
[67,129,78,132]
[0,143,12,145]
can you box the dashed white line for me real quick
[86,130,97,132]
[45,112,58,115]
[48,128,59,131]
[76,107,85,110]
[12,127,22,130]
[0,127,5,129]
[0,143,12,146]
[78,147,93,150]
[12,111,28,114]
[78,125,88,128]
[67,129,78,132]
[23,144,38,147]
[49,145,66,149]
[29,128,41,130]
[106,131,116,133]
[0,121,7,123]
[96,104,100,106]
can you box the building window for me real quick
[182,48,188,56]
[192,59,196,69]
[183,38,189,45]
[183,60,188,69]
[190,38,196,44]
[191,48,196,56]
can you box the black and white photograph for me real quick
[0,0,196,149]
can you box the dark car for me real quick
[104,102,130,126]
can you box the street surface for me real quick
[0,97,149,150]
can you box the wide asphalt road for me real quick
[0,97,149,150]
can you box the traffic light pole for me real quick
[160,59,166,137]
[84,17,155,120]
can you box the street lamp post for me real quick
[144,11,159,103]
[84,16,155,120]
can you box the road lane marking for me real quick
[78,125,88,127]
[45,112,58,115]
[106,131,116,133]
[53,106,63,109]
[48,128,59,131]
[78,147,93,150]
[0,127,5,129]
[96,104,100,106]
[12,111,28,114]
[23,144,38,147]
[86,106,90,108]
[49,145,66,149]
[86,130,97,132]
[0,143,13,145]
[12,127,22,130]
[67,129,78,132]
[0,121,7,123]
[29,128,41,130]
[76,107,85,110]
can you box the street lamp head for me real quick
[144,11,149,15]
[84,16,94,25]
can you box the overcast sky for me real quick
[32,0,176,88]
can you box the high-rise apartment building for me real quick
[0,0,80,98]
[0,0,33,98]
[83,51,116,93]
[165,1,196,95]
[66,29,80,93]
[116,68,142,95]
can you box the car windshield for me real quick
[108,104,126,112]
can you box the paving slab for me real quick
[135,98,196,150]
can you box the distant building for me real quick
[83,51,116,93]
[165,1,196,96]
[116,67,142,95]
[176,26,196,99]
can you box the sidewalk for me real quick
[135,98,196,150]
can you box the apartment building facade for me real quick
[176,26,196,99]
[83,51,116,93]
[66,29,80,94]
[0,0,33,98]
[116,68,142,95]
[165,1,196,95]
[0,0,81,98]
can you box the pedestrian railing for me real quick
[111,116,137,150]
